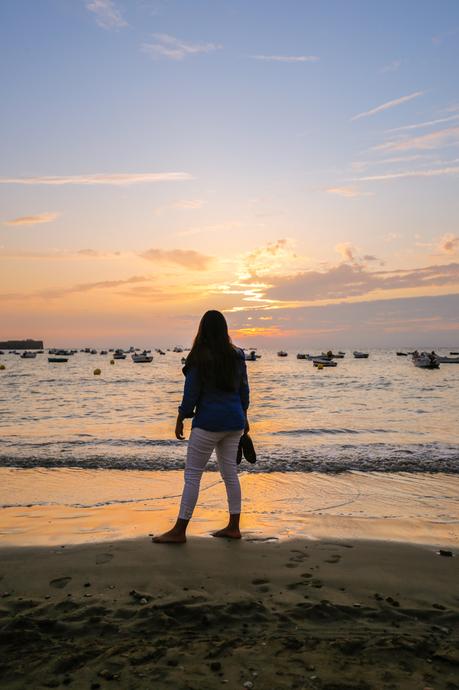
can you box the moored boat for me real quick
[21,351,37,359]
[48,357,68,363]
[277,350,288,357]
[313,358,337,367]
[132,351,153,363]
[412,352,440,369]
[353,351,369,358]
[113,349,126,360]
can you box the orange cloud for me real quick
[139,248,213,270]
[3,212,59,226]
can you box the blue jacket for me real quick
[178,348,249,431]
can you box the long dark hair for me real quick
[187,310,239,391]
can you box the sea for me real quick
[1,347,458,474]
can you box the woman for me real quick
[153,310,249,544]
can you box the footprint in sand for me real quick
[50,576,72,589]
[96,553,114,565]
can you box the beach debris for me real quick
[129,589,151,603]
[93,368,101,376]
[385,596,400,607]
[50,577,72,589]
[98,669,119,681]
[438,549,454,557]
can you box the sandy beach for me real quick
[0,536,458,690]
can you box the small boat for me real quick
[113,349,126,360]
[450,352,459,356]
[297,353,307,359]
[338,351,346,355]
[100,350,108,355]
[412,352,440,369]
[245,350,257,361]
[48,357,68,363]
[21,351,37,359]
[322,351,344,359]
[396,352,408,356]
[132,351,153,363]
[277,350,288,357]
[353,351,369,359]
[436,356,459,364]
[90,349,97,355]
[313,358,337,367]
[173,346,183,353]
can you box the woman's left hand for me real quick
[175,416,185,440]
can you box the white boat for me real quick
[313,358,337,367]
[132,351,153,363]
[412,352,440,369]
[21,351,37,359]
[353,351,369,359]
[277,350,288,357]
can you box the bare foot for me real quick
[152,530,186,544]
[211,527,241,539]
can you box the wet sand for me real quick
[1,469,459,547]
[0,537,458,689]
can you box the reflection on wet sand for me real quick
[1,468,458,547]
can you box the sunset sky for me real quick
[1,0,458,347]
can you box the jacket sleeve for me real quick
[239,357,250,411]
[178,366,201,418]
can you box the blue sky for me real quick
[0,0,458,346]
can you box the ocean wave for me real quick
[0,442,458,474]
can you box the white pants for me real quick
[178,427,243,520]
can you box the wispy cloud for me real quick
[351,91,424,122]
[380,59,401,73]
[2,275,149,301]
[386,114,459,133]
[432,27,459,45]
[3,212,59,226]
[154,199,205,216]
[351,155,428,171]
[141,34,222,60]
[86,0,127,30]
[139,248,213,270]
[0,248,121,260]
[326,186,372,198]
[354,166,459,182]
[374,126,459,152]
[0,172,192,186]
[251,54,319,63]
[439,234,459,254]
